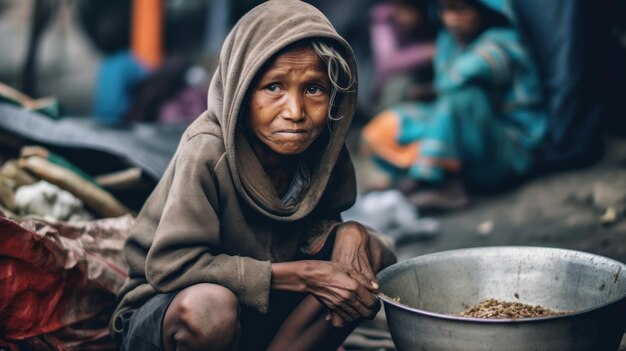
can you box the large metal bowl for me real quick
[378,246,626,351]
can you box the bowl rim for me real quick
[377,245,626,324]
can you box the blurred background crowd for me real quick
[1,1,626,349]
[0,0,625,204]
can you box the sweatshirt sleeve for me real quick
[145,136,272,313]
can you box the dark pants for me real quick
[511,0,626,171]
[117,233,337,351]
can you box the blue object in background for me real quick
[93,50,149,125]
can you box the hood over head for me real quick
[464,0,514,22]
[478,0,515,22]
[476,0,507,13]
[431,0,515,26]
[204,0,358,221]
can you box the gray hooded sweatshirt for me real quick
[111,0,358,336]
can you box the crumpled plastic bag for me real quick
[14,181,93,222]
[342,190,439,242]
[0,214,133,349]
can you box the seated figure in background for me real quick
[369,0,436,113]
[362,0,546,210]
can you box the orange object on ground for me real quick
[362,111,461,172]
[362,110,419,169]
[132,0,163,68]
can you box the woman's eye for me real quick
[306,86,323,95]
[266,83,281,93]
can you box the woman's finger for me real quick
[354,259,379,290]
[358,258,379,289]
[318,295,356,322]
[331,313,345,328]
[336,299,361,320]
[352,285,381,319]
[348,267,379,291]
[336,283,379,319]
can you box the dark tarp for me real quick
[0,103,187,210]
[0,103,185,181]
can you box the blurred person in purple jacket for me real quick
[369,0,437,113]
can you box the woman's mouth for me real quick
[275,129,308,134]
[273,130,309,142]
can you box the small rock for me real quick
[565,191,593,207]
[592,182,626,209]
[477,221,494,235]
[600,207,618,225]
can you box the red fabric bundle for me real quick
[0,215,132,350]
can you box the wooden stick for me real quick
[0,160,37,188]
[18,156,131,218]
[95,167,143,190]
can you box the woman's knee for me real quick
[163,284,240,351]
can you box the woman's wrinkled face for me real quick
[248,46,331,156]
[439,0,482,45]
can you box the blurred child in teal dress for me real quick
[363,0,546,209]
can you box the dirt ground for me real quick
[360,136,626,262]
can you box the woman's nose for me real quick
[283,93,305,121]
